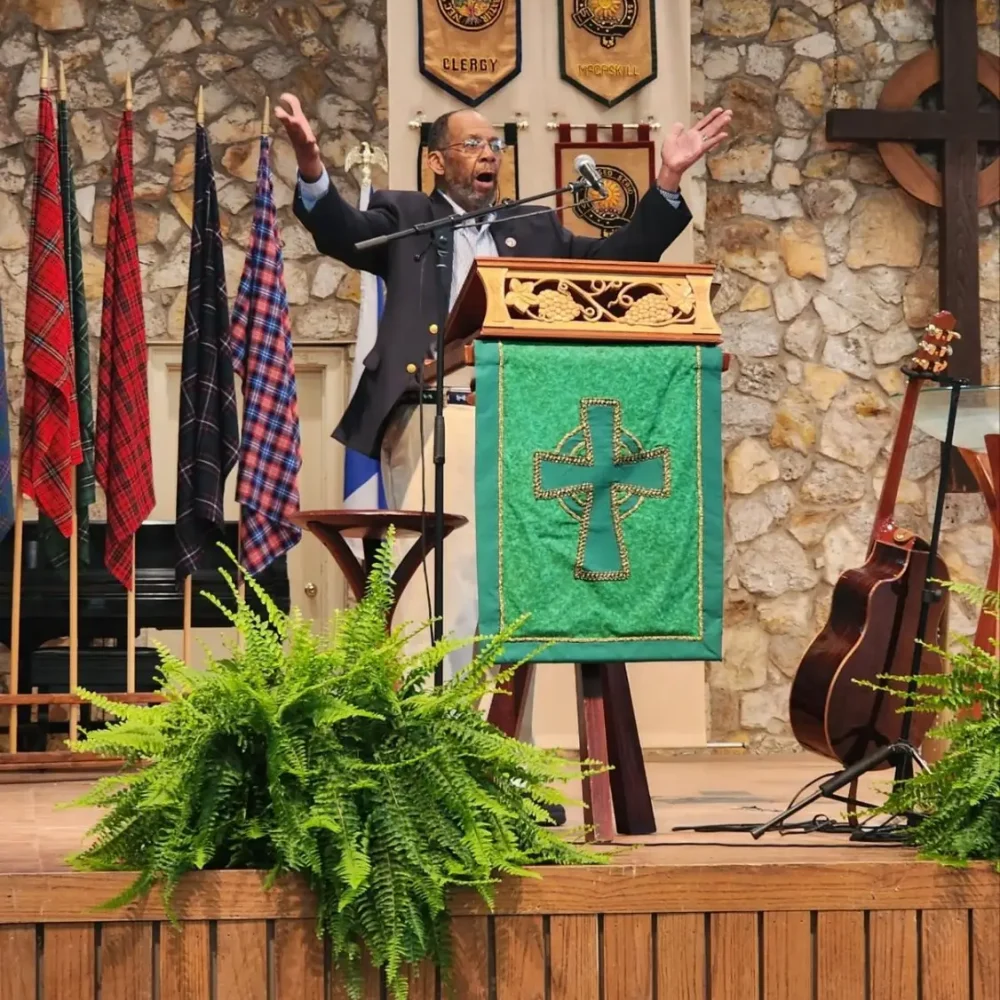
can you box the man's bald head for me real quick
[425,109,503,212]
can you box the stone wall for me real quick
[692,0,1000,750]
[0,0,386,710]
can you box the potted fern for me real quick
[67,534,603,998]
[867,580,999,870]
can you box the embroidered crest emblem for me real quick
[571,0,638,49]
[437,0,506,31]
[533,398,670,581]
[572,164,639,237]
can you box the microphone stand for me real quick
[354,179,592,684]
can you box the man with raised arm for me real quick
[278,95,731,695]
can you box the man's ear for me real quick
[426,150,446,178]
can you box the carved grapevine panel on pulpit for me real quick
[503,277,697,328]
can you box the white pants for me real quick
[380,402,478,681]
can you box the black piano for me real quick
[0,521,290,751]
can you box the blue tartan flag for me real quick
[0,302,13,542]
[229,136,302,575]
[343,177,386,511]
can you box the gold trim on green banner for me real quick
[558,0,657,108]
[418,0,522,106]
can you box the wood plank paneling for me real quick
[405,960,437,1000]
[869,910,918,1000]
[43,924,94,1000]
[657,913,705,1000]
[816,911,866,1000]
[331,952,381,1000]
[2,862,997,921]
[549,915,598,1000]
[216,920,267,1000]
[603,914,652,1000]
[274,919,324,1000]
[100,923,152,1000]
[495,916,544,1000]
[972,909,1000,1000]
[709,913,758,1000]
[448,916,488,1000]
[762,911,811,1000]
[160,921,210,1000]
[922,909,970,1000]
[0,925,36,1000]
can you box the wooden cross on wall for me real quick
[826,2,1000,488]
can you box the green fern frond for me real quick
[67,529,603,999]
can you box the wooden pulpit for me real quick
[426,257,726,842]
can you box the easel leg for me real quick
[576,662,615,843]
[601,662,655,836]
[487,661,533,738]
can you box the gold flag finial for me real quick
[124,71,133,111]
[58,58,67,102]
[196,85,204,126]
[40,46,49,92]
[345,141,388,189]
[262,95,270,137]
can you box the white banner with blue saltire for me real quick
[343,178,387,512]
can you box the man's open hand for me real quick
[657,107,733,191]
[274,93,323,182]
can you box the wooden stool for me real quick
[291,510,467,625]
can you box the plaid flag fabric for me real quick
[39,94,97,570]
[20,86,81,537]
[175,122,239,581]
[0,303,14,542]
[95,108,155,591]
[229,135,301,575]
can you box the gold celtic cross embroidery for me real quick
[533,398,670,581]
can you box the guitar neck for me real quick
[870,375,922,549]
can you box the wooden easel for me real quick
[427,256,727,842]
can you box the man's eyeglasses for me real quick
[441,137,506,155]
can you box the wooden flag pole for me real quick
[58,56,80,744]
[262,95,270,137]
[181,86,204,669]
[40,46,48,91]
[124,70,136,693]
[8,464,24,754]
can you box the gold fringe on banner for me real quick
[417,0,521,106]
[554,123,656,238]
[418,120,520,200]
[558,0,657,108]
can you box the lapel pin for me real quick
[505,236,517,248]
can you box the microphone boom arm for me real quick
[352,179,589,252]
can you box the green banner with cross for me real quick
[474,340,724,663]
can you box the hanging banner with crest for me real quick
[554,124,656,238]
[418,121,521,201]
[418,0,521,106]
[558,0,656,108]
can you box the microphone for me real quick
[574,154,608,198]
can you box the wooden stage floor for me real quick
[2,754,997,999]
[0,752,933,872]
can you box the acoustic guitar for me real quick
[789,312,961,767]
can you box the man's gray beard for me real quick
[444,179,497,213]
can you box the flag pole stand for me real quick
[183,575,192,665]
[127,541,136,693]
[7,462,25,755]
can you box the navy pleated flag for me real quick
[175,120,239,581]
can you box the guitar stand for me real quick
[728,374,969,844]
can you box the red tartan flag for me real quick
[20,86,81,535]
[94,108,154,590]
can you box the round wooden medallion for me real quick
[875,48,1000,208]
